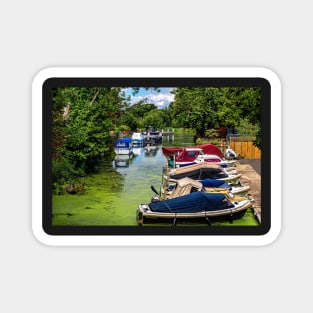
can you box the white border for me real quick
[32,67,281,246]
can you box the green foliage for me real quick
[117,125,131,133]
[169,87,261,147]
[52,158,85,193]
[205,128,219,139]
[237,118,260,137]
[217,87,261,127]
[61,88,117,171]
[52,87,124,182]
[129,101,157,117]
[141,108,172,129]
[119,112,138,131]
[253,128,262,149]
[170,88,222,136]
[52,86,262,189]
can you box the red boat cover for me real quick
[162,144,224,158]
[175,149,200,162]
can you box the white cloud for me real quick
[148,93,174,107]
[125,87,175,108]
[129,95,145,104]
[155,101,165,107]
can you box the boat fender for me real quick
[205,217,212,226]
[151,196,160,202]
[229,210,233,224]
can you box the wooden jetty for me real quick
[235,161,261,223]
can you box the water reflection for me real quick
[162,135,175,142]
[144,144,160,157]
[112,132,194,173]
[132,146,144,156]
[113,154,133,168]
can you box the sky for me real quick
[124,87,175,109]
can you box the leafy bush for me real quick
[117,125,131,133]
[52,158,85,193]
[205,128,219,139]
[217,126,227,138]
[237,118,259,137]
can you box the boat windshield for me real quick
[187,151,198,157]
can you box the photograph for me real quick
[38,73,271,237]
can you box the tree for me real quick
[119,111,138,131]
[141,108,170,129]
[171,88,222,137]
[218,87,261,147]
[129,101,157,117]
[52,87,125,174]
[169,87,261,147]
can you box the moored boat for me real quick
[165,162,233,174]
[131,132,145,145]
[166,147,237,168]
[200,178,251,195]
[142,126,162,144]
[160,177,250,200]
[114,138,133,155]
[164,164,242,184]
[162,143,224,158]
[136,191,252,226]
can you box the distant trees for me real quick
[120,101,158,131]
[119,100,174,131]
[52,86,261,190]
[142,107,172,130]
[169,88,222,137]
[217,87,261,148]
[169,87,261,144]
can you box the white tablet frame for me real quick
[32,67,281,246]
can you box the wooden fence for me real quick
[229,138,261,159]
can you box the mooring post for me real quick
[137,211,143,226]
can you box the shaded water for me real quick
[52,131,258,226]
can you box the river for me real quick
[52,130,258,226]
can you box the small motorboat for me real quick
[131,132,145,145]
[166,147,237,168]
[142,126,162,144]
[200,178,251,195]
[165,162,236,175]
[160,177,250,200]
[162,143,224,158]
[136,191,252,226]
[114,138,133,155]
[164,164,242,184]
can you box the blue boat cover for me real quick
[114,138,132,148]
[199,178,229,189]
[149,192,234,213]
